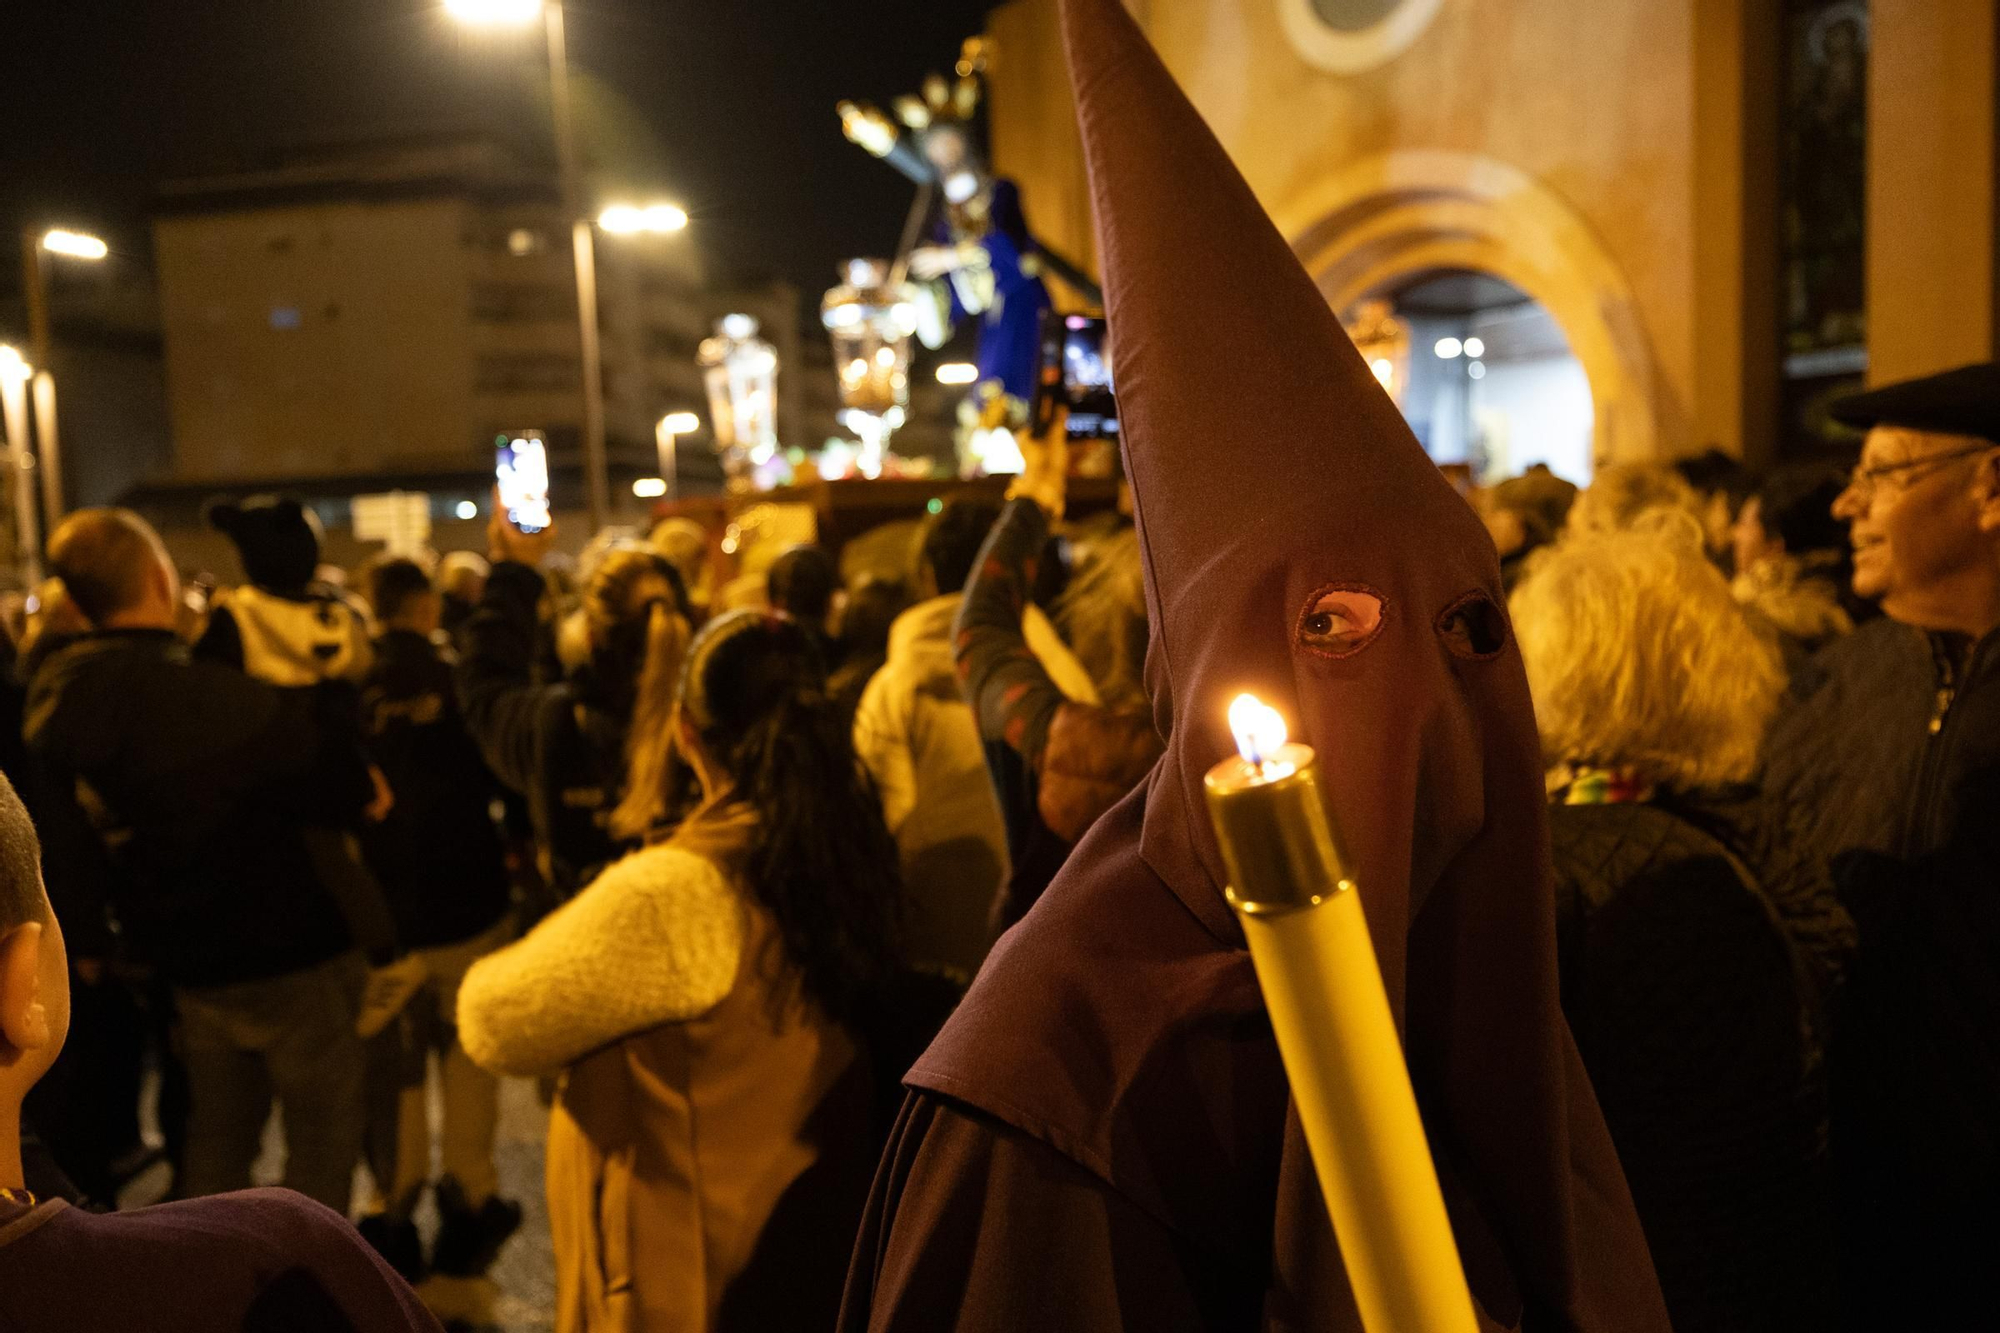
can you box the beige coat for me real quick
[459,802,871,1332]
[851,593,1097,978]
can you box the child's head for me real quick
[209,496,322,593]
[0,775,67,1109]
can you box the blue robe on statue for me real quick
[944,178,1051,407]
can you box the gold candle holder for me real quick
[1203,694,1478,1333]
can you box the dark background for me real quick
[0,0,1003,294]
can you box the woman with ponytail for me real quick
[456,513,691,900]
[457,610,901,1332]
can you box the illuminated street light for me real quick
[40,229,109,261]
[935,362,979,386]
[21,222,110,526]
[1433,336,1463,359]
[0,347,29,386]
[597,203,689,235]
[454,500,479,520]
[652,411,701,503]
[1462,336,1485,359]
[444,0,541,23]
[447,0,613,528]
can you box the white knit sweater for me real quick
[457,844,744,1078]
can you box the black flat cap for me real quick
[1830,362,2000,442]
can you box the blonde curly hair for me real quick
[1564,463,1704,537]
[1509,510,1784,791]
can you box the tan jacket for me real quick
[851,593,1096,978]
[459,802,871,1332]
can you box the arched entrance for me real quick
[1349,270,1596,485]
[1276,150,1660,470]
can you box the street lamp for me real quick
[597,203,688,236]
[19,224,107,530]
[446,0,614,531]
[654,410,700,501]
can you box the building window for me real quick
[1277,0,1441,73]
[475,352,582,394]
[1780,0,1868,452]
[471,282,574,323]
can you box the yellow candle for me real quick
[1203,693,1478,1333]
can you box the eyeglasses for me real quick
[1845,442,1996,497]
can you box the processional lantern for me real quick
[698,314,782,491]
[821,259,920,479]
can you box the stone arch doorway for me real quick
[1276,150,1660,469]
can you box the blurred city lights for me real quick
[598,203,688,235]
[1368,357,1395,390]
[444,0,542,24]
[935,362,979,385]
[659,411,700,435]
[1462,336,1486,359]
[455,500,479,520]
[633,478,669,498]
[41,229,108,261]
[0,347,30,385]
[1433,337,1463,359]
[1467,360,1487,380]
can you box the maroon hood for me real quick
[1064,0,1529,1015]
[897,6,1671,1327]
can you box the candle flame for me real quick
[1229,693,1288,768]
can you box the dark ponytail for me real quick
[683,611,902,1028]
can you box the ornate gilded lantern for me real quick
[697,314,781,491]
[1344,298,1413,406]
[821,259,920,479]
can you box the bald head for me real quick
[47,508,179,629]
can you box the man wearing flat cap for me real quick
[1763,361,2000,1328]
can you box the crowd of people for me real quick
[0,369,1992,1333]
[0,1,1995,1329]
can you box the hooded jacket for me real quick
[839,2,1669,1328]
[852,591,1096,978]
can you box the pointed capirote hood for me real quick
[1062,0,1537,1004]
[887,11,1670,1326]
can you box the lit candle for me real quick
[1203,693,1478,1333]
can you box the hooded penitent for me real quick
[840,1,1670,1328]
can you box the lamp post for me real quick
[654,410,699,501]
[20,226,108,527]
[447,0,666,533]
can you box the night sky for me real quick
[0,0,1003,297]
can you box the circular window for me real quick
[1277,0,1442,73]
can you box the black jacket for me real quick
[358,630,510,951]
[1549,797,1835,1333]
[454,562,628,897]
[1763,616,2000,1326]
[24,630,368,987]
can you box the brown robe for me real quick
[839,0,1670,1327]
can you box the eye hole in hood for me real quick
[1295,584,1387,659]
[1437,590,1509,660]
